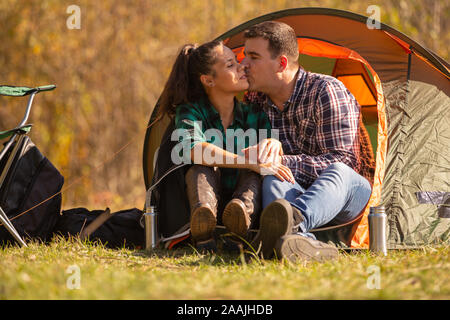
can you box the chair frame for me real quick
[0,86,55,246]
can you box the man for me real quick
[241,21,372,262]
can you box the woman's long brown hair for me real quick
[156,39,223,121]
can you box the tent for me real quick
[143,8,450,249]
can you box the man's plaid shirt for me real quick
[246,68,361,189]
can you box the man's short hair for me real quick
[244,21,299,62]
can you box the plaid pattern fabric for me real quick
[358,116,376,186]
[174,97,272,195]
[246,68,362,188]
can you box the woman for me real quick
[157,40,294,248]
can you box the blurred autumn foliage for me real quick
[0,0,448,211]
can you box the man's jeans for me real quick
[262,162,372,238]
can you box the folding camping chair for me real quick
[0,84,56,247]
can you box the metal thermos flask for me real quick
[144,205,158,250]
[368,206,387,256]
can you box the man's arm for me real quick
[281,80,360,186]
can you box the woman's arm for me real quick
[191,142,295,183]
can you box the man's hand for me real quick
[243,139,295,184]
[242,138,283,164]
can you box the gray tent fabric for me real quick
[380,56,450,248]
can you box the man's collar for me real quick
[263,67,306,112]
[286,67,306,105]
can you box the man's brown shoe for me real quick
[250,199,294,259]
[275,234,339,263]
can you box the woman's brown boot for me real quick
[222,170,261,237]
[185,165,221,243]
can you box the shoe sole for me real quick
[190,207,216,241]
[275,235,339,262]
[251,200,292,259]
[222,200,249,237]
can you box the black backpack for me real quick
[52,207,145,249]
[0,136,64,244]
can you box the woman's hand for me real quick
[247,161,296,184]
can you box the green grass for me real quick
[0,236,448,300]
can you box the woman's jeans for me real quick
[262,162,372,238]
